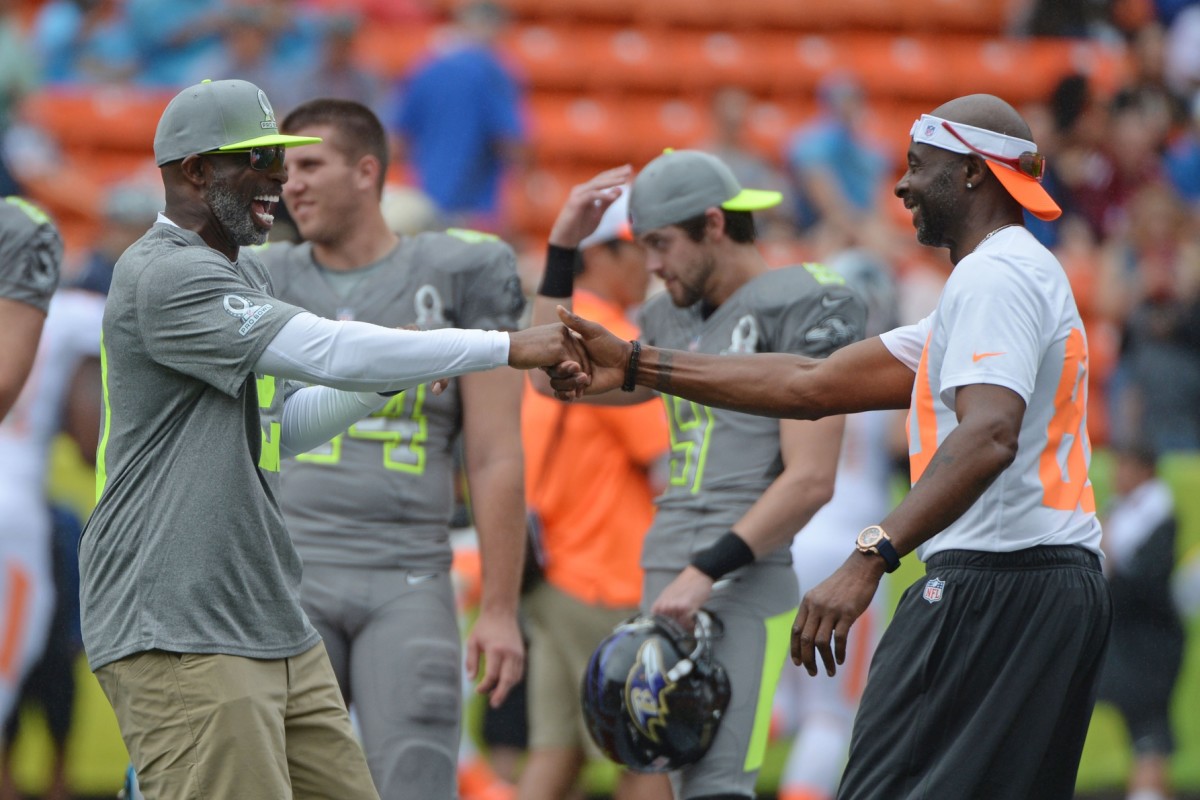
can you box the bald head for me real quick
[931,94,1033,142]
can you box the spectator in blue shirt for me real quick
[784,74,891,256]
[33,0,138,85]
[390,0,528,232]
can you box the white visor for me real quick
[909,114,1037,160]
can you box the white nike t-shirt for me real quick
[880,226,1102,560]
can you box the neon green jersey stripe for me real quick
[744,607,796,772]
[94,331,112,501]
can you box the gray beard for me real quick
[208,174,267,247]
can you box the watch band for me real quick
[874,536,901,573]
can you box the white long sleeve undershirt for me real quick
[254,310,510,457]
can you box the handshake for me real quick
[507,306,636,399]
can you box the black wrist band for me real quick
[690,531,755,580]
[876,537,901,573]
[621,340,641,392]
[537,244,578,298]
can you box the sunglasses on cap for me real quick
[940,120,1045,181]
[203,145,286,172]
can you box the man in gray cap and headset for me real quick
[528,154,867,800]
[77,78,586,799]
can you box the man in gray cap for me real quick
[77,78,587,800]
[528,155,867,800]
[0,196,61,420]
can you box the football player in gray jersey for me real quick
[79,80,586,800]
[0,196,62,420]
[259,98,527,800]
[530,154,866,800]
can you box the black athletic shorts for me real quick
[837,545,1112,800]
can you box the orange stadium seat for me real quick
[503,163,602,236]
[599,28,683,93]
[741,98,816,160]
[352,21,441,79]
[669,31,780,95]
[549,0,643,24]
[621,96,711,163]
[501,24,592,90]
[20,88,173,154]
[895,0,1021,34]
[763,34,856,96]
[526,93,634,163]
[936,37,1131,104]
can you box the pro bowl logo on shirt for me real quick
[224,294,273,335]
[414,285,447,327]
[625,639,676,744]
[722,314,758,354]
[923,577,946,604]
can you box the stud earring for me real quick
[966,182,973,188]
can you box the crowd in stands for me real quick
[1,0,1199,797]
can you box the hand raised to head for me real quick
[548,165,634,248]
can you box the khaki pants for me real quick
[96,641,379,800]
[523,581,636,755]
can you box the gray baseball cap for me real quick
[153,79,321,166]
[628,149,782,235]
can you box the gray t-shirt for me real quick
[79,223,314,671]
[0,196,62,313]
[637,263,866,570]
[260,230,525,569]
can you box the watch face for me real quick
[858,526,884,548]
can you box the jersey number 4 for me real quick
[293,384,429,474]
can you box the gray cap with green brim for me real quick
[153,79,321,167]
[628,149,782,236]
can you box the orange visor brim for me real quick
[986,161,1062,221]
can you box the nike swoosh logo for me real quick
[405,572,439,585]
[821,295,849,309]
[972,351,1006,362]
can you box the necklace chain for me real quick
[973,224,1019,254]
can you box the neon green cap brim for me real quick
[217,134,323,151]
[721,188,783,212]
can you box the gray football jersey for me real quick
[0,197,62,313]
[261,230,525,569]
[79,223,315,671]
[638,263,866,570]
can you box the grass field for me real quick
[8,444,1200,798]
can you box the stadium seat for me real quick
[20,88,173,154]
[526,93,634,163]
[895,0,1020,34]
[622,96,711,163]
[501,24,591,90]
[352,21,442,79]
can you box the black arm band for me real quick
[537,244,578,298]
[621,339,641,392]
[690,531,755,580]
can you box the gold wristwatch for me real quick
[855,525,901,573]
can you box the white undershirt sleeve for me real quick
[277,385,389,459]
[254,310,510,393]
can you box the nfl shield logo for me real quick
[923,577,945,604]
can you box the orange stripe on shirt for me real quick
[0,562,32,682]
[909,332,937,483]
